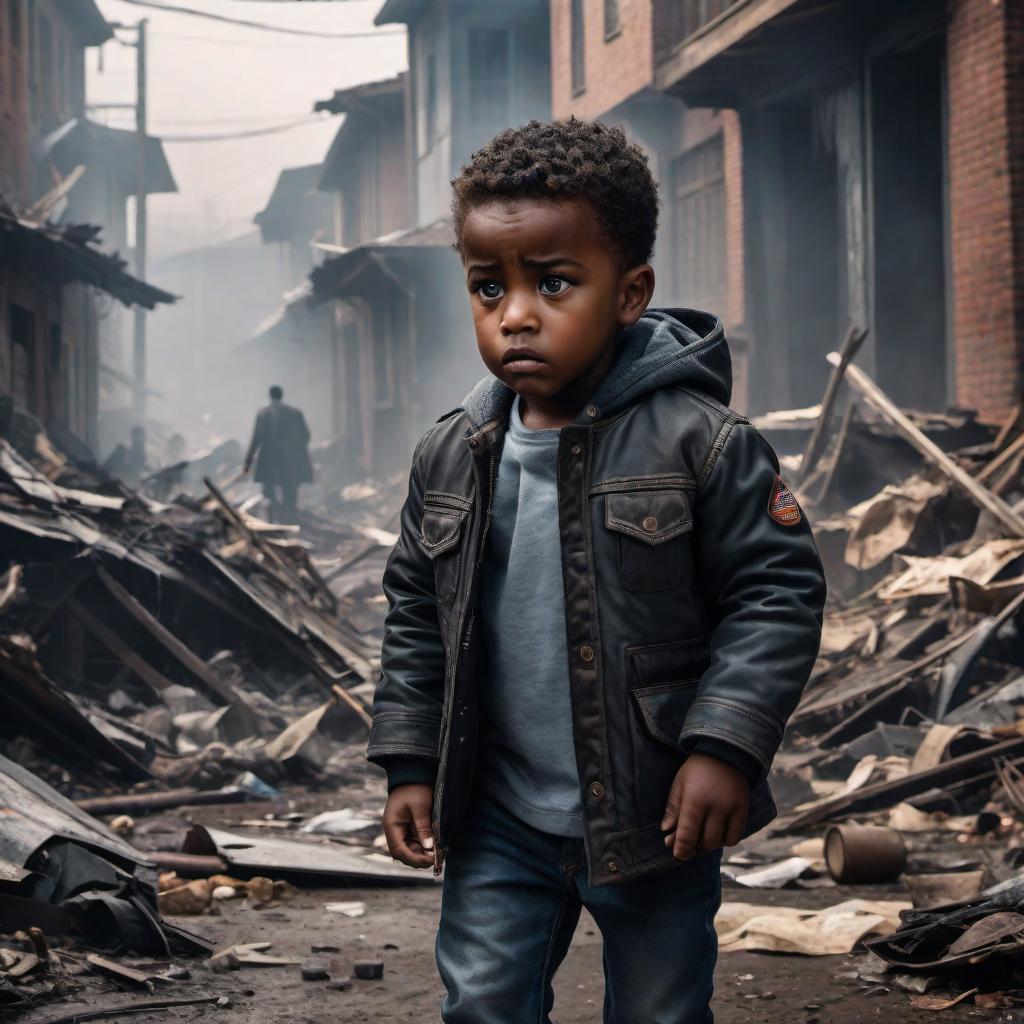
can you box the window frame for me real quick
[604,0,621,42]
[570,0,586,96]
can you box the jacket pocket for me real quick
[631,679,699,751]
[420,493,471,605]
[604,489,693,592]
[626,638,708,818]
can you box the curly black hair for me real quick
[451,118,659,268]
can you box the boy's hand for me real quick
[661,753,750,861]
[382,784,435,869]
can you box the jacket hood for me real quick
[463,308,732,430]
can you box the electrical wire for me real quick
[108,0,404,38]
[158,116,327,142]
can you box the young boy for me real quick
[370,119,826,1023]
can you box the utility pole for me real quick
[133,19,148,432]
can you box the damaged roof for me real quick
[0,204,177,309]
[309,219,455,303]
[314,74,405,116]
[315,75,405,192]
[36,119,178,197]
[55,0,112,47]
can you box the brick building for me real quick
[0,0,173,450]
[656,0,1024,420]
[549,0,750,407]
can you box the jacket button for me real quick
[585,405,598,419]
[571,444,583,456]
[579,644,594,663]
[607,860,619,873]
[642,515,658,533]
[589,781,604,798]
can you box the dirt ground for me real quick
[9,769,1014,1024]
[15,868,1010,1024]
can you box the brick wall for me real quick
[550,0,654,120]
[947,0,1024,420]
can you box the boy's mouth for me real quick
[502,346,546,372]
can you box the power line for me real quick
[158,116,327,142]
[110,0,404,39]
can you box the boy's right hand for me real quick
[382,784,435,869]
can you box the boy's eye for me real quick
[475,281,504,300]
[539,276,571,296]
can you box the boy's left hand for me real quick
[661,753,750,861]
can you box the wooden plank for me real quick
[95,567,238,706]
[797,325,868,483]
[69,599,175,695]
[780,734,1024,831]
[978,430,1024,484]
[204,476,327,608]
[831,354,1024,538]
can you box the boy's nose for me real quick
[500,294,539,335]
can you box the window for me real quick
[424,53,438,149]
[468,28,510,126]
[9,304,35,412]
[604,0,621,40]
[571,0,585,95]
[673,135,726,315]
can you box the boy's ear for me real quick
[618,264,656,326]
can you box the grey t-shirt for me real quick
[478,398,584,837]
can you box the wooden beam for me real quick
[977,430,1024,484]
[95,568,239,706]
[796,325,868,484]
[830,354,1024,538]
[69,599,175,695]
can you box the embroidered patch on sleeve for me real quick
[768,476,802,526]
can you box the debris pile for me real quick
[739,332,1024,1008]
[0,404,403,795]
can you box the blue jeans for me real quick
[436,797,721,1023]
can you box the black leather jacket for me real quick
[369,312,826,885]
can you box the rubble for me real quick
[750,347,1024,1002]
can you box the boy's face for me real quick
[460,198,654,413]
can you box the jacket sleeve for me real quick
[298,411,311,446]
[681,421,826,774]
[366,438,445,772]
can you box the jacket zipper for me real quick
[433,448,498,874]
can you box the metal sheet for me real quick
[184,825,435,885]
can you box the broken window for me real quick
[673,134,726,317]
[604,0,621,40]
[468,28,511,128]
[571,0,585,95]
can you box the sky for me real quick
[89,0,407,261]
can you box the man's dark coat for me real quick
[245,401,313,487]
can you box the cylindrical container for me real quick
[824,824,907,884]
